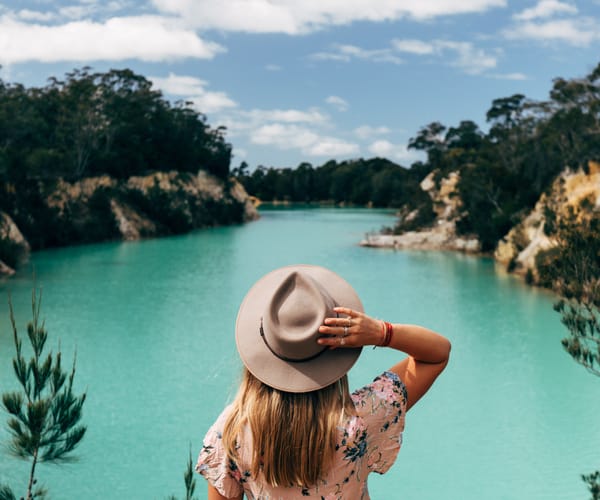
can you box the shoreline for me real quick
[360,226,481,254]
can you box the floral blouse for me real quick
[196,371,407,500]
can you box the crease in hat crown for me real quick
[262,271,337,361]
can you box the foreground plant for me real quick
[543,203,600,498]
[166,447,197,500]
[1,289,87,500]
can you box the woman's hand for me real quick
[318,306,383,349]
[319,306,451,411]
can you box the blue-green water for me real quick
[0,207,598,499]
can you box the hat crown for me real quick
[262,271,336,361]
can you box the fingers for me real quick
[319,308,359,349]
[319,307,378,348]
[323,308,361,327]
[317,331,357,349]
[333,306,359,317]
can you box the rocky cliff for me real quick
[0,171,258,276]
[0,212,30,276]
[361,162,599,285]
[361,170,480,252]
[495,162,600,280]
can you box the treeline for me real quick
[235,62,600,252]
[404,62,600,251]
[233,157,432,209]
[0,67,231,182]
[0,68,239,265]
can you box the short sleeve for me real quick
[195,406,244,498]
[352,371,408,474]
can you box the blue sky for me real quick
[0,0,599,169]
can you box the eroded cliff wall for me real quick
[0,171,258,275]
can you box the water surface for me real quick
[0,206,597,499]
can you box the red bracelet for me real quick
[381,321,393,347]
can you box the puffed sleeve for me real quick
[195,406,244,498]
[352,371,408,474]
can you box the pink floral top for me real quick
[196,371,407,499]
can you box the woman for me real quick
[196,265,450,499]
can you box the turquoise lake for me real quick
[0,206,598,499]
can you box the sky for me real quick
[0,1,599,170]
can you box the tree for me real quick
[408,121,447,166]
[1,289,87,500]
[549,208,600,375]
[582,471,600,500]
[540,202,600,499]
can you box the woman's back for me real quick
[197,371,407,499]
[195,265,450,500]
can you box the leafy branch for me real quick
[1,289,86,500]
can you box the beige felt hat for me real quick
[235,264,363,393]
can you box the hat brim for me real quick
[236,264,363,393]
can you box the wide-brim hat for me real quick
[236,264,363,393]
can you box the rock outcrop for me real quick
[1,170,259,276]
[0,211,31,275]
[495,162,600,278]
[361,170,480,252]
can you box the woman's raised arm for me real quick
[319,307,451,410]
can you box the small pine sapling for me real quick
[1,289,87,500]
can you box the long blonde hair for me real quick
[223,368,355,488]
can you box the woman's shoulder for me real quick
[350,371,408,423]
[352,371,408,403]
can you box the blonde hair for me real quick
[223,368,355,488]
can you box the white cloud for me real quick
[306,138,359,156]
[368,140,421,162]
[265,64,282,71]
[310,51,351,62]
[311,43,403,64]
[16,9,55,22]
[488,72,528,80]
[314,37,499,75]
[513,0,577,21]
[251,124,319,149]
[152,0,506,34]
[0,15,224,64]
[506,1,598,47]
[59,5,97,20]
[249,123,358,157]
[215,106,331,141]
[392,39,435,54]
[326,95,349,112]
[12,1,129,23]
[150,73,208,95]
[245,108,328,124]
[368,140,395,156]
[354,125,391,139]
[150,73,237,113]
[503,17,600,46]
[436,40,497,74]
[189,92,237,114]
